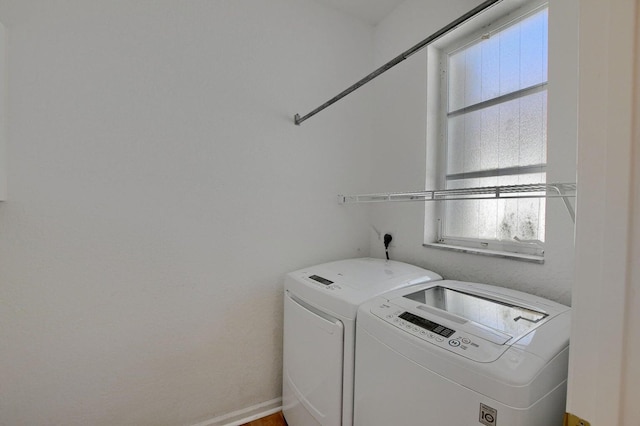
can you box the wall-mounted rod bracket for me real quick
[293,0,503,126]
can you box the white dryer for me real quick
[354,280,571,426]
[282,258,442,426]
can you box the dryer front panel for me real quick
[283,292,344,426]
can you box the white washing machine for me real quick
[354,280,571,426]
[282,258,442,426]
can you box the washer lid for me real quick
[403,285,549,343]
[371,280,570,362]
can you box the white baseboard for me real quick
[189,398,282,426]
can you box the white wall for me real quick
[623,17,640,417]
[367,0,578,305]
[622,5,640,417]
[0,22,6,200]
[0,1,375,425]
[567,0,640,423]
[622,38,640,421]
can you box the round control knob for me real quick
[449,339,461,347]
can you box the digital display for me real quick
[309,275,333,286]
[399,312,455,338]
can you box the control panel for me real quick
[370,302,505,362]
[307,275,342,291]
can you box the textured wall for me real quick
[0,1,374,424]
[366,0,578,305]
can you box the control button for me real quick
[462,338,471,344]
[449,339,460,347]
[393,318,400,323]
[435,337,444,342]
[412,326,419,332]
[427,333,434,339]
[420,330,427,335]
[386,315,393,319]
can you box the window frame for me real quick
[426,1,549,260]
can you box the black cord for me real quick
[384,234,392,260]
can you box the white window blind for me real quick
[441,6,548,255]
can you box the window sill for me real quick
[423,242,545,264]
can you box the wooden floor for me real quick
[240,411,287,426]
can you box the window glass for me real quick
[447,8,548,111]
[441,6,548,253]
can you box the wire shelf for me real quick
[338,183,576,204]
[338,182,577,222]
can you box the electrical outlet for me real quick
[564,413,591,426]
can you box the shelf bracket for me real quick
[549,184,576,223]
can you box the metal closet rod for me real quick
[293,0,503,126]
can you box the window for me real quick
[433,5,548,258]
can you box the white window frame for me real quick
[425,1,549,261]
